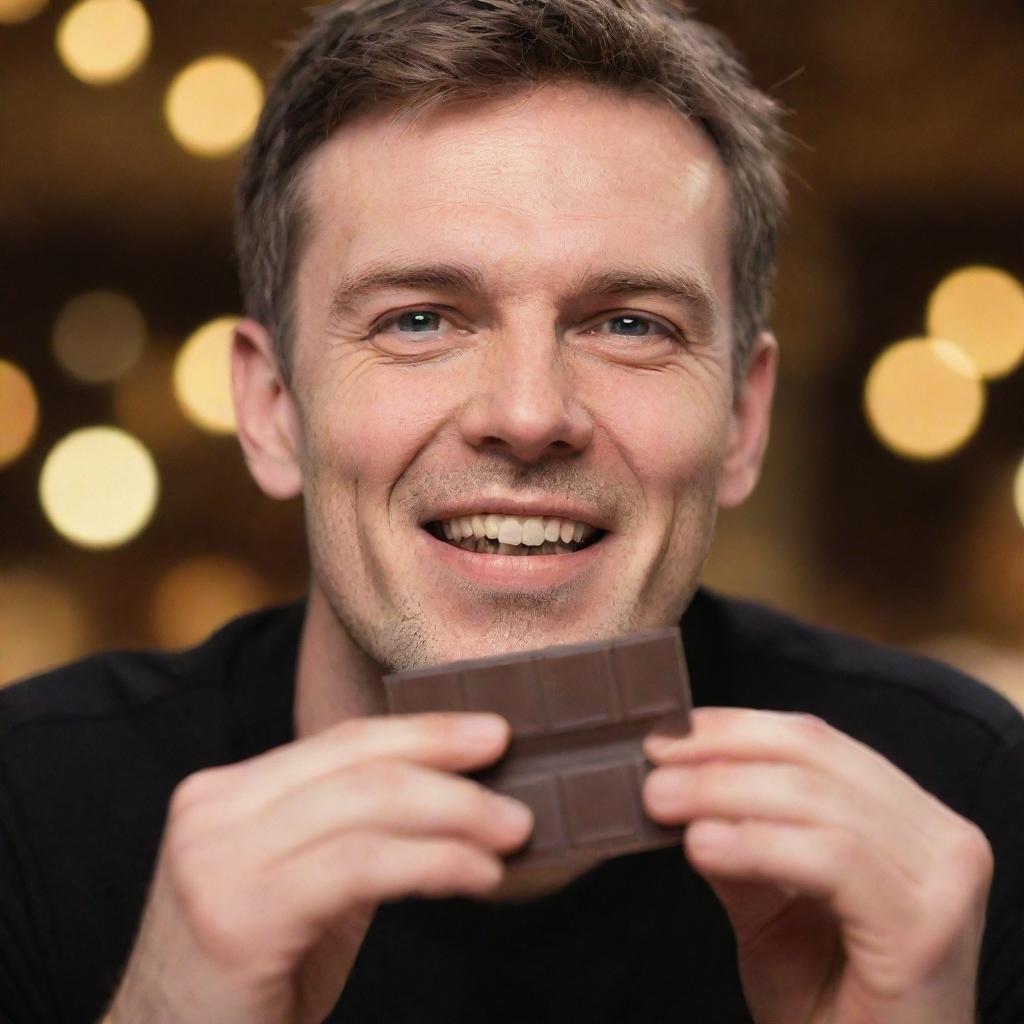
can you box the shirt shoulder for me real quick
[0,601,291,729]
[697,588,1024,740]
[685,588,1024,819]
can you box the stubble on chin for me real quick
[345,576,647,674]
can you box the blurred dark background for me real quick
[1,0,1022,702]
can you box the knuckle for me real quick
[361,757,412,795]
[792,712,831,742]
[170,838,258,965]
[171,839,226,923]
[166,768,235,845]
[947,821,995,889]
[824,826,860,873]
[331,831,375,889]
[690,763,725,805]
[169,768,219,815]
[963,823,994,878]
[788,763,826,806]
[169,831,221,898]
[691,761,719,792]
[417,843,498,895]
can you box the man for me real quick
[1,1,1021,1021]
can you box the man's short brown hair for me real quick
[236,0,786,389]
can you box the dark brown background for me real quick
[1,0,1022,699]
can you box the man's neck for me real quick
[293,583,386,739]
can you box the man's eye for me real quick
[374,310,446,335]
[594,315,675,339]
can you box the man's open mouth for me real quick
[425,514,606,556]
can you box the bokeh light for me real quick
[0,0,47,26]
[164,55,263,158]
[52,289,146,384]
[55,0,151,86]
[150,555,273,649]
[173,316,238,434]
[864,338,985,460]
[926,266,1024,379]
[1015,457,1024,530]
[39,426,159,548]
[0,360,39,467]
[0,571,91,687]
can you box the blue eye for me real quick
[395,310,442,333]
[368,309,451,341]
[604,315,661,336]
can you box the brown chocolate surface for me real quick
[383,628,692,869]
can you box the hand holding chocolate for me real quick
[384,628,692,871]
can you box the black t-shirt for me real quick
[1,588,1022,1023]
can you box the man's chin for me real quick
[410,607,637,668]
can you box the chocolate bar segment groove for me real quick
[384,627,692,868]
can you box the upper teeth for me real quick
[438,514,594,546]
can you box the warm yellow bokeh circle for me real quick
[0,0,47,26]
[926,266,1024,380]
[39,426,159,548]
[55,0,151,86]
[0,571,92,687]
[164,55,263,157]
[864,338,985,460]
[0,360,39,467]
[52,289,146,383]
[150,556,272,649]
[173,316,239,434]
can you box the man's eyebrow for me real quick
[326,259,719,340]
[573,268,719,342]
[327,260,486,327]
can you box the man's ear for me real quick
[716,330,779,509]
[231,318,304,500]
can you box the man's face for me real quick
[268,83,772,671]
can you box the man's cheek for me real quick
[315,389,419,473]
[604,397,716,487]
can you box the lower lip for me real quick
[418,528,608,589]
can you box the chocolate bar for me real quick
[383,628,691,870]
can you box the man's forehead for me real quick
[300,81,729,226]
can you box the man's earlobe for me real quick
[231,318,304,500]
[716,330,779,510]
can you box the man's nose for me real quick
[456,330,594,462]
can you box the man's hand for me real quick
[106,712,531,1024]
[643,707,993,1024]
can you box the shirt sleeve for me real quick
[973,732,1024,1024]
[0,770,58,1023]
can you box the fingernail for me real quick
[644,730,688,759]
[644,713,690,756]
[644,733,676,756]
[647,765,693,807]
[455,713,507,743]
[496,796,533,832]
